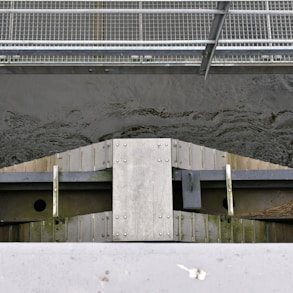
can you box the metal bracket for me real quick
[182,171,202,209]
[226,164,234,217]
[53,165,59,219]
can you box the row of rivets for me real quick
[115,232,171,237]
[116,159,169,163]
[157,143,169,147]
[115,215,127,219]
[115,142,170,148]
[115,232,127,237]
[158,215,171,219]
[159,232,171,236]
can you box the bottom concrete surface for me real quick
[0,243,292,293]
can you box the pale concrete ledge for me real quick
[0,243,292,293]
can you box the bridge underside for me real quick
[0,1,293,75]
[1,138,292,243]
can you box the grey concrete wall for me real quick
[0,74,293,168]
[1,243,293,293]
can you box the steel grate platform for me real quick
[0,0,293,74]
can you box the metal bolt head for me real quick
[159,232,162,236]
[158,215,162,219]
[115,233,119,236]
[123,233,127,237]
[123,215,127,219]
[123,159,127,163]
[115,215,119,219]
[123,143,127,147]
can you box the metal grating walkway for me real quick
[0,0,293,74]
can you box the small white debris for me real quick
[177,264,207,281]
[196,269,207,280]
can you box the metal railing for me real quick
[0,1,292,74]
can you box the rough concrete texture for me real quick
[0,243,292,293]
[0,74,293,168]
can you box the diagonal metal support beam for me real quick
[199,1,230,78]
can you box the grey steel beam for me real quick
[2,39,293,45]
[173,169,293,188]
[2,169,293,184]
[0,48,204,57]
[1,169,293,189]
[174,169,293,220]
[0,190,112,222]
[1,48,293,57]
[2,8,293,15]
[0,170,112,183]
[229,9,293,16]
[1,65,293,75]
[0,170,112,191]
[0,40,213,45]
[173,169,293,181]
[3,0,208,2]
[1,169,293,221]
[215,48,293,56]
[199,1,230,78]
[0,8,224,14]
